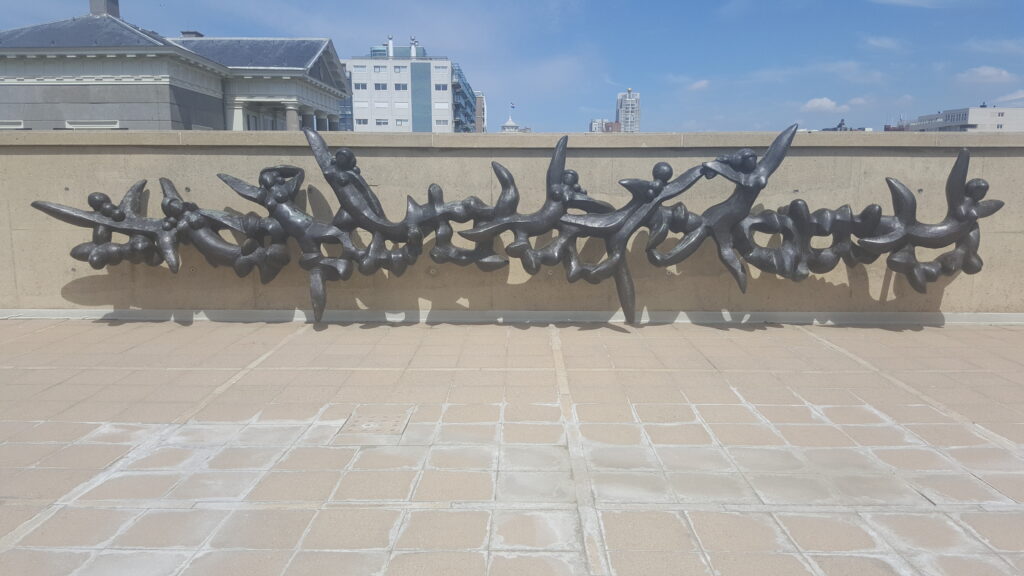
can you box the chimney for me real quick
[180,31,204,38]
[410,36,417,59]
[90,0,120,17]
[386,35,394,58]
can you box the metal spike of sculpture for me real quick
[31,125,1004,323]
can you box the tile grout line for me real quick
[0,422,177,553]
[794,325,1024,458]
[173,324,314,425]
[0,323,311,556]
[549,324,609,576]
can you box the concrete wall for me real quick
[168,86,225,130]
[0,84,171,130]
[0,55,226,131]
[0,84,226,131]
[1,130,1022,319]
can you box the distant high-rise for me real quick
[616,88,640,133]
[474,91,487,133]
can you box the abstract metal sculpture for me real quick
[32,125,1003,323]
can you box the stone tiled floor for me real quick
[0,319,1023,575]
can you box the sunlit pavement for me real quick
[0,319,1022,575]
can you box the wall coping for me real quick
[2,130,1024,150]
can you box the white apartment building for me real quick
[616,88,640,133]
[909,105,1024,132]
[341,37,474,133]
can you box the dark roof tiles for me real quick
[0,14,169,49]
[169,38,328,69]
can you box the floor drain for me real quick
[340,414,410,435]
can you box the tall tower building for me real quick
[340,36,476,133]
[616,88,640,133]
[474,91,487,133]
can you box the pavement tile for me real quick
[688,511,795,553]
[20,507,140,548]
[74,551,190,576]
[302,508,402,550]
[285,552,388,576]
[179,550,292,576]
[866,513,990,554]
[776,514,881,552]
[488,553,584,576]
[112,509,228,549]
[606,551,712,576]
[412,470,494,501]
[491,510,580,551]
[395,510,489,550]
[209,509,315,549]
[384,552,486,576]
[1,321,1024,576]
[332,470,418,501]
[0,549,90,576]
[601,511,695,551]
[959,512,1024,552]
[707,553,817,576]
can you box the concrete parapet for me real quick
[3,130,1022,319]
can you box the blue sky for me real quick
[8,0,1024,132]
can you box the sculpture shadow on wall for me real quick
[39,124,1001,326]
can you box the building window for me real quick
[396,119,408,126]
[394,83,408,91]
[356,119,368,125]
[393,65,407,73]
[997,124,1004,129]
[376,119,389,126]
[435,119,449,126]
[433,65,448,71]
[0,120,24,130]
[434,84,448,91]
[374,83,387,90]
[353,65,367,71]
[998,112,1005,117]
[66,120,120,130]
[354,83,367,90]
[374,102,389,108]
[373,65,386,73]
[395,102,409,109]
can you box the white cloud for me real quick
[688,79,711,91]
[964,38,1024,55]
[848,97,869,106]
[802,97,850,113]
[864,36,904,51]
[995,89,1024,104]
[955,66,1018,84]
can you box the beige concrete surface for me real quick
[0,319,1023,575]
[1,131,1022,316]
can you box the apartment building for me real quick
[341,37,475,133]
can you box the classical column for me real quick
[314,111,330,132]
[227,100,245,131]
[300,107,315,129]
[284,103,301,131]
[327,114,341,132]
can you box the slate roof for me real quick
[0,14,170,49]
[0,13,346,94]
[169,38,329,69]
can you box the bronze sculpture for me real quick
[32,125,1003,323]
